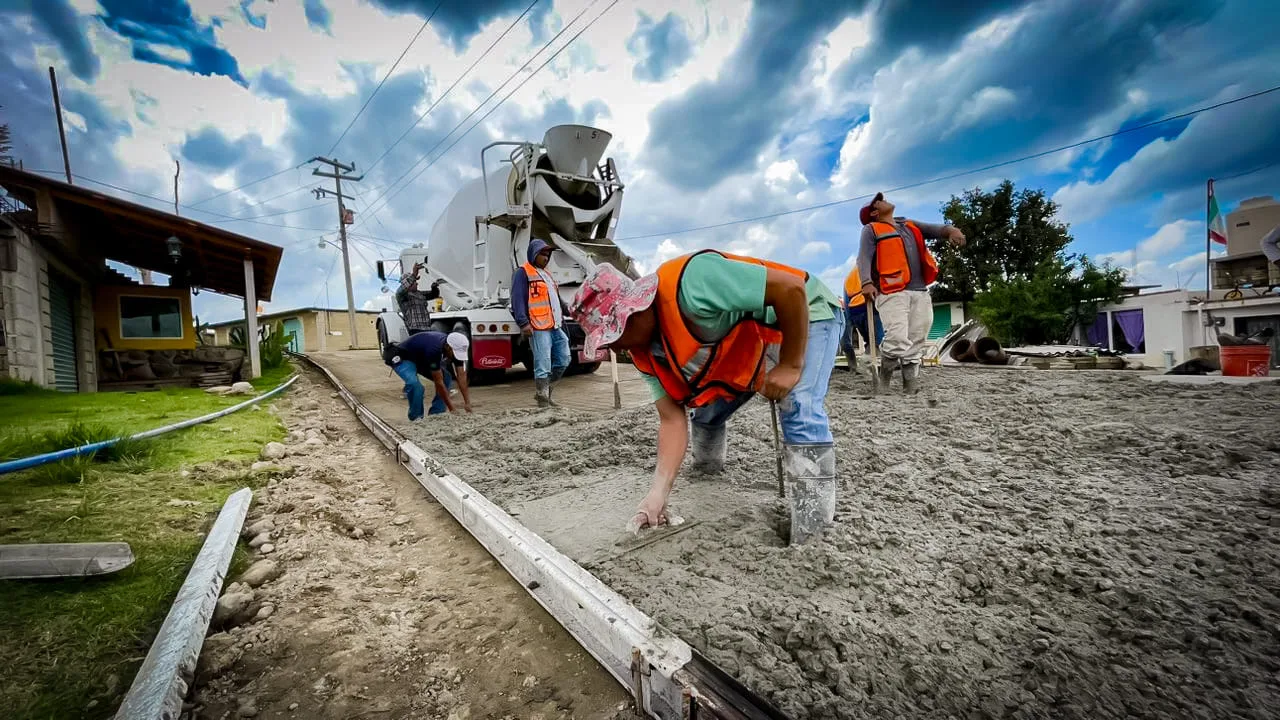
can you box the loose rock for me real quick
[260,442,287,461]
[238,560,282,588]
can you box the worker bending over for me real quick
[382,330,473,420]
[856,192,965,393]
[840,265,883,373]
[571,253,843,544]
[511,239,571,407]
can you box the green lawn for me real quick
[0,363,294,719]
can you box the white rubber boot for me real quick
[786,442,836,545]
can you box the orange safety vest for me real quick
[630,250,808,408]
[522,263,557,331]
[843,266,866,308]
[870,220,938,295]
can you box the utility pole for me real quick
[48,67,72,184]
[309,156,363,349]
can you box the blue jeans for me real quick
[530,327,570,380]
[394,360,453,420]
[842,303,884,356]
[690,314,844,444]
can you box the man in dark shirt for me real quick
[383,330,473,420]
[397,262,442,335]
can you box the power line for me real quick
[615,83,1280,242]
[1217,159,1280,182]
[360,0,615,222]
[186,165,299,208]
[71,174,333,232]
[327,2,443,155]
[207,202,329,224]
[363,0,541,177]
[313,252,340,307]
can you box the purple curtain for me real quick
[1113,309,1145,352]
[1086,314,1108,347]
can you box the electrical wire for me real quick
[363,0,541,177]
[360,0,617,223]
[327,1,443,155]
[1217,159,1280,182]
[71,174,333,232]
[186,165,299,208]
[615,83,1280,242]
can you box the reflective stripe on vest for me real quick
[870,220,938,295]
[629,250,807,408]
[522,263,557,331]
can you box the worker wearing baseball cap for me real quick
[856,192,965,393]
[570,253,843,544]
[382,330,473,419]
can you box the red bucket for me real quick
[1220,344,1272,377]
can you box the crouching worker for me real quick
[382,330,473,420]
[570,253,844,545]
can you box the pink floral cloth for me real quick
[569,264,659,357]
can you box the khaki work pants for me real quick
[876,289,933,364]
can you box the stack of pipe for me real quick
[948,336,1008,365]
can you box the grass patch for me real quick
[0,362,293,719]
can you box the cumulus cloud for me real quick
[626,11,693,83]
[800,240,831,258]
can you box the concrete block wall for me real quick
[1,225,47,384]
[0,222,97,390]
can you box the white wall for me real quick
[1097,290,1194,368]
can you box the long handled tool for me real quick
[769,400,785,498]
[610,350,621,409]
[866,302,881,394]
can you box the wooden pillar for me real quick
[243,258,261,379]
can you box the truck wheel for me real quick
[376,320,389,355]
[575,362,601,375]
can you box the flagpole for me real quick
[1204,178,1212,344]
[1205,178,1213,300]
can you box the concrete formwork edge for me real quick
[289,352,786,720]
[114,487,253,720]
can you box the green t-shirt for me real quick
[642,253,841,402]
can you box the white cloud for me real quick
[950,86,1016,133]
[799,240,830,258]
[1137,219,1197,257]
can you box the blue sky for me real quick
[2,0,1278,321]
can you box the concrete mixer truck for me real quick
[374,124,640,383]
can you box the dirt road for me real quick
[192,369,628,719]
[401,366,1280,720]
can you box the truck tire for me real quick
[376,320,389,356]
[574,362,601,375]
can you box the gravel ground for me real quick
[403,367,1280,719]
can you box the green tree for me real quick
[931,180,1073,303]
[970,254,1128,346]
[0,104,12,166]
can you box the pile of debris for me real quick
[933,320,1131,370]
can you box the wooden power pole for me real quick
[309,157,364,349]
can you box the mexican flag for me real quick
[1207,179,1228,245]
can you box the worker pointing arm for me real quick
[856,192,964,393]
[397,262,443,336]
[571,253,843,542]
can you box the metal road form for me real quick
[292,351,789,720]
[114,488,253,720]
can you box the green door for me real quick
[282,317,304,353]
[928,304,953,341]
[48,273,79,392]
